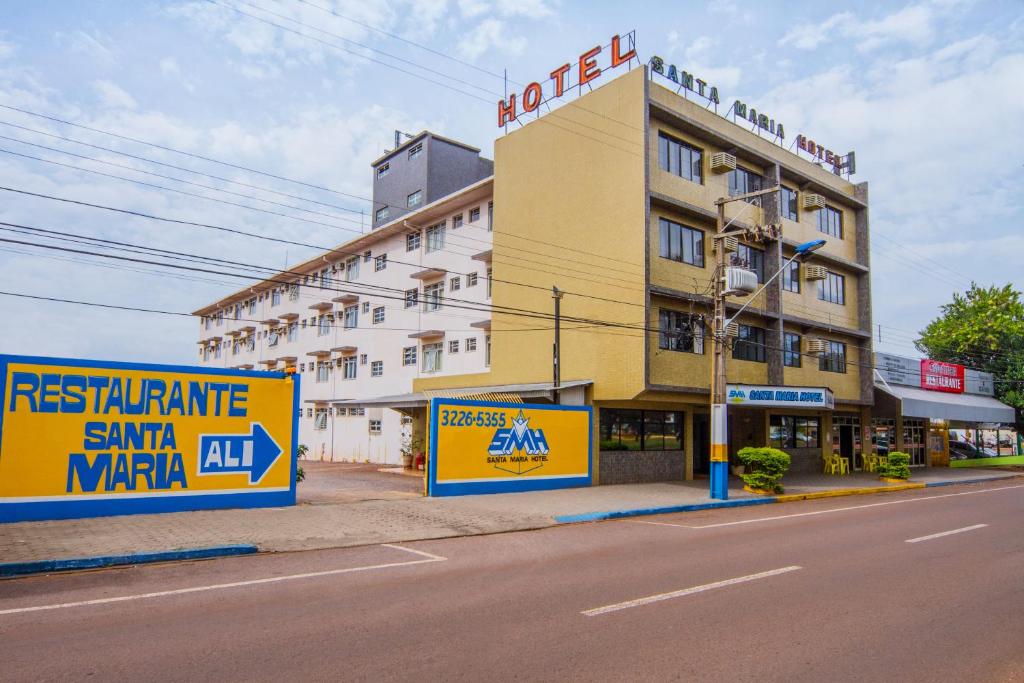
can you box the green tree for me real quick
[915,284,1024,430]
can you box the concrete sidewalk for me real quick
[0,468,1018,568]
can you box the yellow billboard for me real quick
[0,355,298,522]
[428,398,592,496]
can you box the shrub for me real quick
[879,451,911,480]
[736,446,791,494]
[295,444,308,483]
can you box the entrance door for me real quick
[839,425,855,467]
[693,413,710,475]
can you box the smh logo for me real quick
[488,410,550,456]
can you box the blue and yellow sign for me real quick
[428,398,592,496]
[0,355,299,522]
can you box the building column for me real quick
[895,414,905,453]
[764,163,784,386]
[860,405,872,461]
[684,410,694,481]
[821,411,834,460]
[591,405,601,486]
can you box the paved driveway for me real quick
[297,461,423,504]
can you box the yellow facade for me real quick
[416,64,872,484]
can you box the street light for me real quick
[710,188,827,501]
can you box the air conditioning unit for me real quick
[710,152,736,174]
[804,265,829,281]
[802,193,826,211]
[806,339,829,354]
[722,236,739,253]
[725,322,740,338]
[725,267,758,296]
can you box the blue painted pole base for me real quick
[710,461,729,500]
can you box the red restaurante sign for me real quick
[920,359,965,393]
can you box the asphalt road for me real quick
[2,480,1023,682]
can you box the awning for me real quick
[330,379,593,409]
[875,384,1015,424]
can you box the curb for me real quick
[924,476,1016,488]
[553,496,775,523]
[774,482,925,502]
[0,544,258,578]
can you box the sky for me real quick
[0,0,1022,365]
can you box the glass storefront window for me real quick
[600,409,683,451]
[770,416,821,449]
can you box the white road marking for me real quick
[0,544,447,617]
[621,483,1024,530]
[581,566,802,617]
[905,524,988,544]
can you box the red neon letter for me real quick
[522,82,542,113]
[578,45,602,87]
[498,94,517,127]
[550,63,570,98]
[610,34,636,68]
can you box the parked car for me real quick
[948,440,998,460]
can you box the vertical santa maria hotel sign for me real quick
[0,355,299,522]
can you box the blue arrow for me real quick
[198,423,282,485]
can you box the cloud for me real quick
[0,37,14,60]
[778,4,935,53]
[458,18,526,60]
[54,29,117,65]
[458,0,555,19]
[664,32,742,91]
[92,80,138,110]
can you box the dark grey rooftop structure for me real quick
[370,131,493,228]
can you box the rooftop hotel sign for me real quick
[497,34,637,128]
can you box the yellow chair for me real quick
[838,457,851,475]
[863,453,878,473]
[823,454,841,475]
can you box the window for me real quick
[247,298,256,315]
[449,339,459,353]
[426,223,445,252]
[377,162,389,178]
[657,132,703,184]
[452,213,463,229]
[770,416,820,449]
[408,142,422,160]
[406,231,421,252]
[781,187,798,221]
[423,282,443,312]
[469,207,480,222]
[407,190,422,208]
[374,254,387,271]
[782,260,800,293]
[402,346,417,366]
[658,310,705,354]
[487,201,493,231]
[728,167,762,205]
[369,419,382,434]
[345,257,359,282]
[314,409,328,431]
[450,276,461,291]
[404,288,418,308]
[351,408,365,417]
[372,306,385,324]
[818,205,843,238]
[306,407,313,418]
[318,315,331,337]
[362,301,370,314]
[316,362,329,383]
[370,361,383,377]
[422,342,443,373]
[289,284,300,301]
[783,332,802,368]
[233,304,241,320]
[486,268,492,298]
[287,323,298,343]
[375,207,390,223]
[485,334,491,366]
[658,218,704,267]
[600,409,683,451]
[232,340,240,356]
[817,272,845,305]
[362,250,372,263]
[820,340,847,373]
[466,272,478,287]
[733,324,766,362]
[245,336,255,352]
[268,330,280,347]
[271,289,281,306]
[466,337,477,352]
[343,305,358,329]
[342,356,356,379]
[359,353,367,365]
[736,243,765,282]
[213,344,221,359]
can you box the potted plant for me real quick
[736,446,791,494]
[400,435,423,469]
[878,451,911,483]
[295,444,307,483]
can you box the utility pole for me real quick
[553,286,563,404]
[709,186,784,500]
